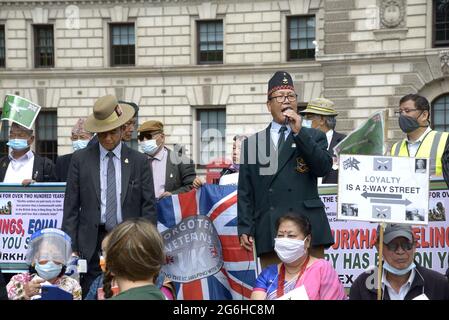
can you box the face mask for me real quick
[383,260,416,276]
[7,139,28,150]
[72,139,89,151]
[274,237,307,264]
[139,139,158,155]
[398,113,422,133]
[302,119,313,128]
[35,261,63,280]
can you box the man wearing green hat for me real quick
[62,94,156,297]
[300,97,346,184]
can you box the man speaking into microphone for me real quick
[237,71,334,268]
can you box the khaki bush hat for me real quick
[300,97,338,116]
[85,95,135,133]
[137,120,164,133]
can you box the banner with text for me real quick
[321,179,449,287]
[0,183,65,271]
[338,155,430,225]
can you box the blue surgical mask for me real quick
[139,139,159,155]
[35,261,63,280]
[7,139,29,150]
[302,119,313,128]
[383,260,416,276]
[72,139,89,151]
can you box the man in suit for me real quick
[238,71,334,268]
[137,120,196,199]
[0,122,56,184]
[55,118,93,182]
[300,97,346,184]
[62,95,156,296]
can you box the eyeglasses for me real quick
[394,108,418,116]
[385,241,414,252]
[268,94,297,103]
[138,131,162,141]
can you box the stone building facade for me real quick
[0,0,448,170]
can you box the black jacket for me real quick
[322,131,346,184]
[0,152,56,182]
[349,264,449,300]
[55,153,73,182]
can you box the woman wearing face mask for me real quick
[251,215,346,300]
[6,228,82,300]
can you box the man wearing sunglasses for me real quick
[137,120,196,200]
[350,223,449,300]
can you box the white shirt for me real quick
[270,121,292,149]
[406,127,432,157]
[3,150,35,183]
[382,269,415,300]
[326,129,334,151]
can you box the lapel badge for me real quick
[170,173,173,178]
[2,162,6,168]
[295,157,309,173]
[291,143,296,148]
[124,158,129,164]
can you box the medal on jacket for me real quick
[295,157,309,173]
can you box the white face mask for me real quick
[274,237,307,264]
[302,119,313,128]
[139,139,159,155]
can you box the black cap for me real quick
[267,71,295,97]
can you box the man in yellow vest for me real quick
[390,94,449,177]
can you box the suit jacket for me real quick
[0,152,56,182]
[237,125,334,256]
[322,131,346,184]
[62,141,157,262]
[55,153,73,182]
[163,148,196,194]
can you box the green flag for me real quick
[1,95,41,129]
[334,110,386,156]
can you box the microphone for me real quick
[281,106,293,126]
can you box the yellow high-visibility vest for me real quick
[390,130,449,176]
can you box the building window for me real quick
[0,120,9,158]
[34,25,54,68]
[0,25,5,68]
[434,0,449,47]
[432,94,449,131]
[35,110,57,163]
[197,20,223,64]
[197,108,226,165]
[110,23,135,66]
[288,16,315,60]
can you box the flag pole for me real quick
[377,222,385,300]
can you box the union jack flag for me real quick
[157,184,256,300]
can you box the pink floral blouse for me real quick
[6,273,82,300]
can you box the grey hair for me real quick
[325,116,337,130]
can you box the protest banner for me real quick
[321,179,449,288]
[1,181,447,296]
[1,95,42,129]
[338,154,430,225]
[0,183,66,272]
[157,184,256,300]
